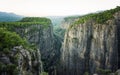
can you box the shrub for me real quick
[0,17,51,31]
[41,72,48,75]
[0,62,6,71]
[3,48,10,54]
[0,28,27,50]
[6,64,18,75]
[84,72,89,75]
[115,72,118,75]
[13,69,19,75]
[0,28,33,53]
[70,6,120,28]
[6,64,17,71]
[96,68,112,75]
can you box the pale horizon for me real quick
[0,0,120,17]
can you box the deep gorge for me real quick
[0,6,120,75]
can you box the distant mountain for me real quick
[0,12,23,22]
[47,16,64,26]
[47,16,65,38]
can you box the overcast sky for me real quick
[0,0,120,16]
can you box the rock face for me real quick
[61,16,79,29]
[115,69,120,75]
[115,11,120,69]
[57,12,120,75]
[0,17,62,75]
[0,46,42,75]
[12,24,61,72]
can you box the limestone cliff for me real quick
[0,46,42,75]
[57,8,120,75]
[61,16,79,29]
[0,27,42,75]
[0,17,62,74]
[13,23,61,72]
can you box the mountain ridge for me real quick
[0,11,23,22]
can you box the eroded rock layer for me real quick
[57,11,120,75]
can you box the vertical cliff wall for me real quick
[115,11,120,69]
[57,11,120,75]
[0,28,42,75]
[0,17,62,75]
[14,24,61,72]
[0,46,42,75]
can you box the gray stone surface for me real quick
[12,23,61,73]
[0,46,42,75]
[56,11,120,75]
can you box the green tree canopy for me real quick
[0,28,27,50]
[70,6,120,28]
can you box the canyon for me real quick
[0,6,120,75]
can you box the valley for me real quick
[0,6,120,75]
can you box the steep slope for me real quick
[57,6,120,75]
[54,16,79,39]
[19,17,62,72]
[61,16,79,29]
[0,17,62,74]
[0,29,42,75]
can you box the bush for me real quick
[115,72,118,75]
[0,28,28,51]
[0,62,6,71]
[6,64,17,71]
[84,72,89,75]
[13,69,19,75]
[0,17,51,31]
[6,64,18,75]
[41,72,48,75]
[70,6,120,28]
[96,68,112,75]
[3,48,10,54]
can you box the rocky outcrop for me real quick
[61,16,79,29]
[8,22,61,73]
[0,17,62,74]
[93,69,120,75]
[115,69,120,75]
[0,46,42,75]
[57,11,120,75]
[115,11,120,69]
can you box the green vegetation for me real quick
[72,37,79,43]
[115,72,118,75]
[70,6,120,28]
[6,64,17,72]
[3,48,10,54]
[0,62,6,71]
[20,17,51,27]
[41,72,48,75]
[0,28,30,52]
[0,17,51,31]
[20,17,51,22]
[13,69,19,75]
[54,27,66,38]
[0,17,50,53]
[0,17,50,75]
[0,28,39,52]
[0,62,18,75]
[64,16,79,22]
[84,72,89,75]
[96,68,112,75]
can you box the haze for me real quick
[0,0,120,16]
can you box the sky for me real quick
[0,0,120,16]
